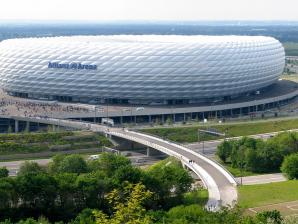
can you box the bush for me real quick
[281,153,298,179]
[217,132,298,173]
[0,167,8,178]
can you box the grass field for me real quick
[183,189,208,206]
[238,181,298,208]
[222,163,258,177]
[142,118,298,143]
[0,130,112,161]
[283,42,298,56]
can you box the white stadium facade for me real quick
[0,35,286,105]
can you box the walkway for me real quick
[237,173,287,185]
[6,115,238,210]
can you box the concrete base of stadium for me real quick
[68,80,298,125]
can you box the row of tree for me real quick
[216,132,298,173]
[1,153,295,223]
[0,153,193,222]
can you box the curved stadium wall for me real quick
[0,35,285,103]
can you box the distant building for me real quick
[0,35,285,105]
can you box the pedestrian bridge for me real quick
[7,115,238,210]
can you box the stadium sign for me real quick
[48,62,97,70]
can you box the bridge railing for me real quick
[133,129,238,186]
[108,129,221,210]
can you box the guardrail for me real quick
[3,115,235,209]
[109,129,221,210]
[136,130,238,186]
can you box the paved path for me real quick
[108,128,238,209]
[236,173,287,185]
[3,116,238,210]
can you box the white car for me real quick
[88,155,100,160]
[136,107,145,111]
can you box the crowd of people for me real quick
[0,96,92,118]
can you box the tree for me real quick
[55,154,88,174]
[0,178,17,210]
[48,154,66,174]
[16,217,50,224]
[16,172,57,211]
[18,161,45,176]
[0,167,9,178]
[75,172,107,209]
[112,165,143,187]
[147,158,193,208]
[70,208,96,224]
[244,148,258,172]
[97,153,131,176]
[270,132,298,155]
[93,183,152,224]
[281,153,298,179]
[166,117,173,125]
[54,172,78,218]
[216,140,232,163]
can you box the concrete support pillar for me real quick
[161,114,165,123]
[146,147,151,157]
[120,116,123,125]
[15,120,19,133]
[134,116,137,124]
[173,114,176,123]
[183,113,186,122]
[148,115,152,123]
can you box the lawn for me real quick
[141,118,298,143]
[283,42,298,56]
[0,131,112,156]
[183,188,209,206]
[238,180,298,208]
[222,163,258,177]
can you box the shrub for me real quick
[0,167,9,178]
[281,153,298,179]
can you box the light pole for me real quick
[130,108,133,124]
[94,106,97,124]
[198,129,205,154]
[106,99,109,119]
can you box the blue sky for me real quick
[0,0,297,21]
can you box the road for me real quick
[184,129,298,157]
[0,153,162,176]
[0,116,237,210]
[3,116,297,209]
[0,159,51,176]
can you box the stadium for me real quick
[0,35,286,105]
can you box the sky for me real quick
[0,0,297,21]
